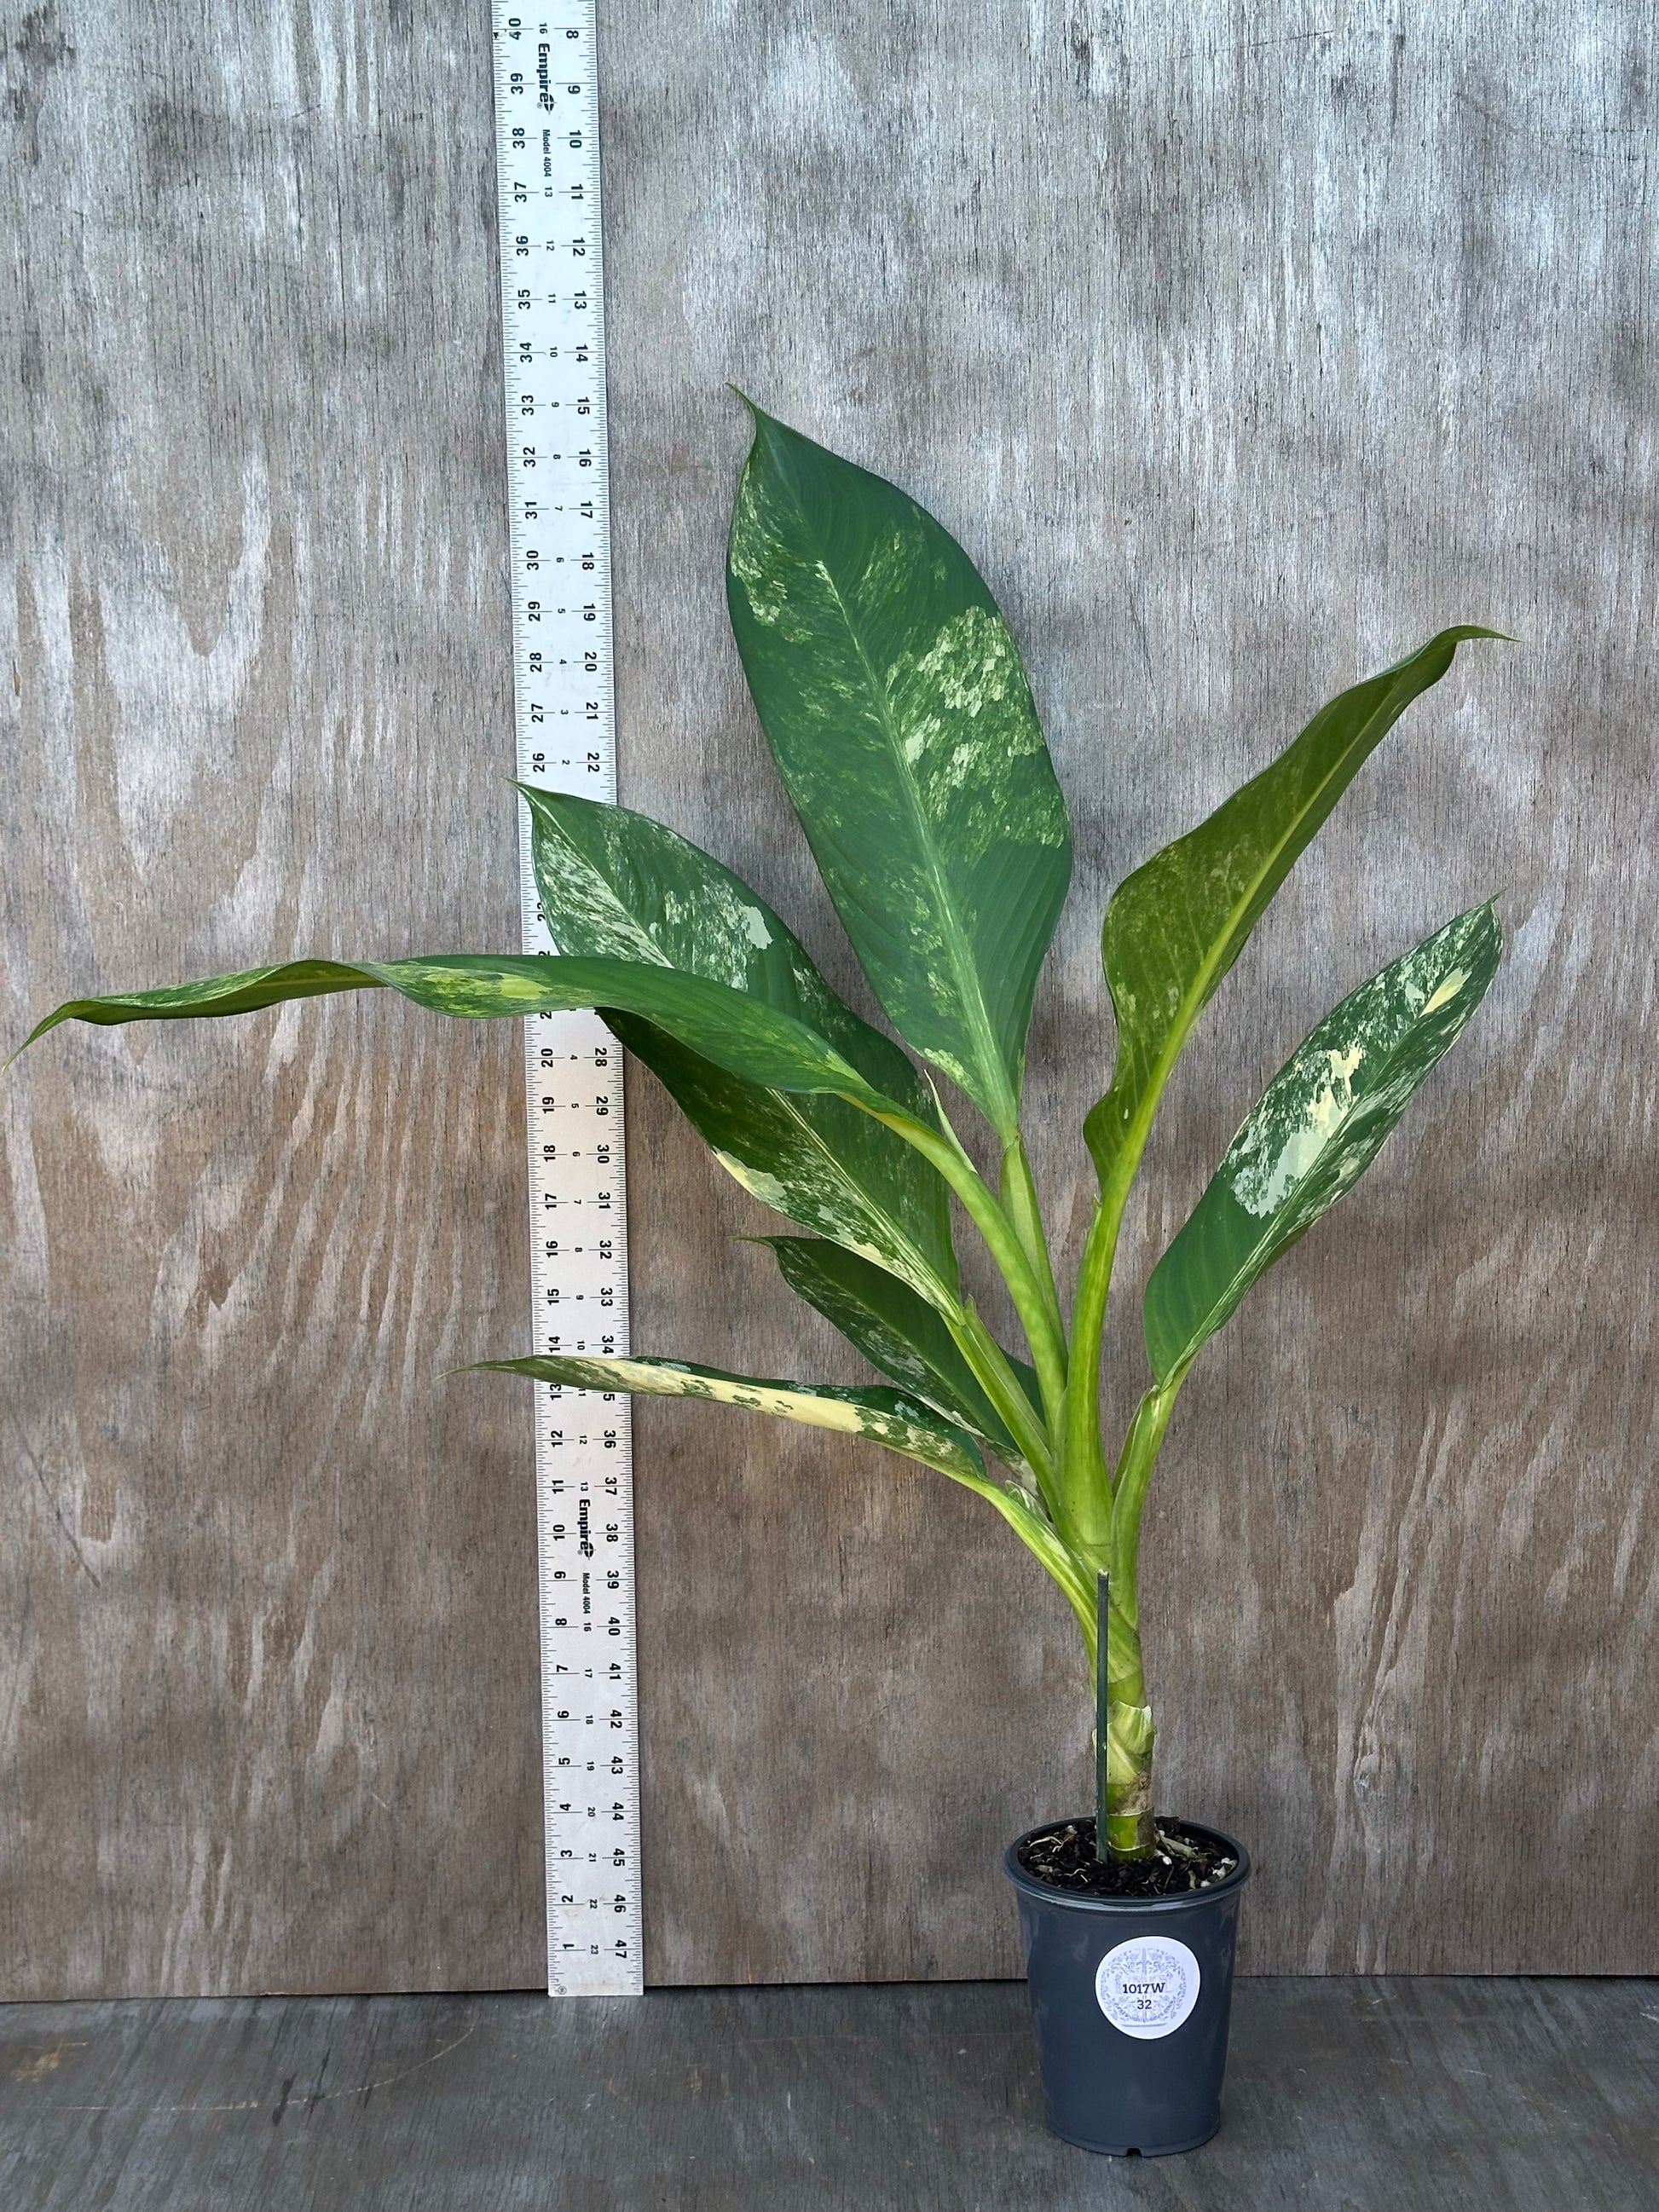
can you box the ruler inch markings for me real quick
[490,0,644,2000]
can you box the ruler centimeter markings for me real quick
[489,1,644,1999]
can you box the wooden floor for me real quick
[0,1978,1652,2210]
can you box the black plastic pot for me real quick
[1003,1819,1251,2156]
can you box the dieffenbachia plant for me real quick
[15,407,1503,1861]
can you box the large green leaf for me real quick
[1084,629,1502,1193]
[465,1351,987,1483]
[761,1234,1041,1460]
[1142,901,1501,1383]
[523,787,956,1302]
[725,405,1072,1135]
[16,953,912,1114]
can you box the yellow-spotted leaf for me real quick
[523,787,957,1304]
[469,1349,1088,1614]
[1085,629,1503,1198]
[465,1352,987,1483]
[1142,902,1501,1383]
[762,1234,1041,1460]
[726,405,1072,1136]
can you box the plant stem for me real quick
[1095,1372,1187,1860]
[1000,1136,1065,1354]
[1101,1638,1155,1857]
[1055,1193,1126,1565]
[1083,1567,1160,1859]
[946,1304,1056,1502]
[1099,1565,1155,1860]
[996,1486,1097,1642]
[1109,1373,1183,1604]
[1095,1570,1113,1851]
[870,1106,1069,1428]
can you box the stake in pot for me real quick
[999,1571,1251,2154]
[14,401,1509,2151]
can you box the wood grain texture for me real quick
[3,1980,1656,2209]
[1,0,546,1995]
[4,0,1657,1996]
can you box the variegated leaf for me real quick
[465,1352,986,1483]
[470,1349,1092,1616]
[1084,629,1502,1197]
[1142,902,1501,1383]
[726,404,1072,1136]
[762,1234,1038,1460]
[16,953,910,1116]
[523,787,957,1303]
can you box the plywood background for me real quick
[3,0,1655,1996]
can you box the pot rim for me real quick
[1003,1816,1251,1915]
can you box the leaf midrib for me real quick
[772,459,1018,1135]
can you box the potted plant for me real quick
[16,405,1502,2156]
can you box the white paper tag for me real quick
[1095,1935,1202,2039]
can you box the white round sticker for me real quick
[1094,1935,1201,2039]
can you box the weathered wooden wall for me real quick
[1,0,545,1997]
[3,0,1656,1996]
